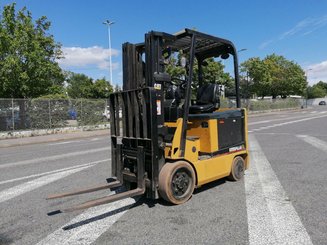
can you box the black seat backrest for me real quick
[196,83,220,106]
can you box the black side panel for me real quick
[217,110,245,150]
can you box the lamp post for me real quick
[103,20,115,86]
[305,68,312,108]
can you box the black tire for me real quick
[158,161,195,205]
[228,156,245,181]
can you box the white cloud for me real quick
[58,46,120,70]
[306,60,327,84]
[279,19,312,40]
[259,39,274,50]
[259,15,327,49]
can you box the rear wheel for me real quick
[228,156,245,181]
[158,161,195,205]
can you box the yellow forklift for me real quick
[48,29,249,211]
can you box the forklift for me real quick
[47,29,249,211]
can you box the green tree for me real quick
[66,73,94,98]
[241,57,270,98]
[93,78,113,98]
[0,3,64,98]
[315,81,327,92]
[307,84,327,99]
[66,72,113,98]
[0,3,64,128]
[241,54,306,98]
[165,53,232,97]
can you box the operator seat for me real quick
[189,83,220,113]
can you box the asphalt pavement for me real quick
[0,107,327,245]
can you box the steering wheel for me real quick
[171,77,188,89]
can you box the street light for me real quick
[305,68,312,108]
[103,20,115,86]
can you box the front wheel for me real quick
[227,156,245,181]
[158,161,195,205]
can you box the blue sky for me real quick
[1,0,327,86]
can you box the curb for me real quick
[0,124,110,140]
[0,129,110,148]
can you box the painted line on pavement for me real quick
[48,141,81,146]
[37,194,138,245]
[248,111,326,126]
[0,162,101,204]
[297,135,327,152]
[251,114,327,132]
[0,146,110,169]
[245,135,313,244]
[0,159,110,186]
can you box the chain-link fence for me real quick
[220,97,303,111]
[242,98,304,111]
[0,97,304,132]
[0,98,109,132]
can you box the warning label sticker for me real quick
[156,100,161,115]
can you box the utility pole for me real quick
[103,20,115,86]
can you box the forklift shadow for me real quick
[193,178,226,195]
[135,178,228,208]
[61,201,138,231]
[55,179,229,231]
[60,195,177,231]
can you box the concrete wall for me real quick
[307,98,327,106]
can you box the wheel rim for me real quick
[234,158,244,179]
[171,167,192,199]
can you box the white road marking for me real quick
[245,135,313,245]
[37,195,138,245]
[0,164,99,204]
[0,159,110,186]
[297,135,327,152]
[249,119,272,125]
[90,138,100,141]
[251,114,327,132]
[48,141,81,146]
[248,113,322,126]
[0,147,110,169]
[251,132,293,136]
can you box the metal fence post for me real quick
[48,100,52,128]
[11,98,15,131]
[80,99,83,123]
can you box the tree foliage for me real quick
[0,3,64,98]
[165,52,233,97]
[240,54,306,98]
[66,72,113,98]
[307,81,327,99]
[166,53,232,85]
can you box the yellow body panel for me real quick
[194,150,248,186]
[164,108,249,187]
[187,119,218,153]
